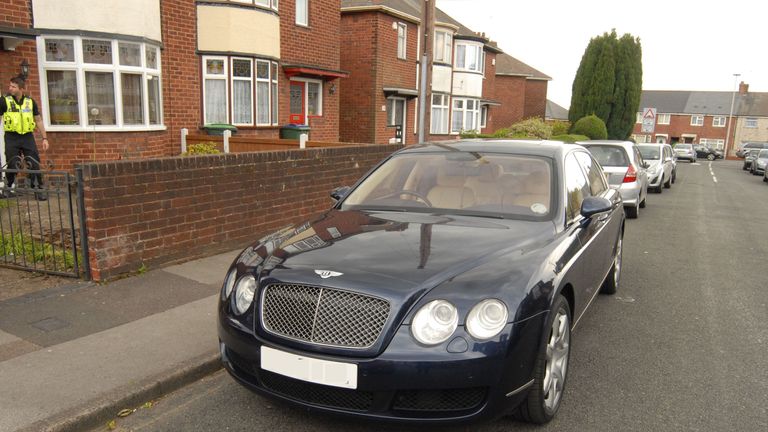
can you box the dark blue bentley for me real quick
[218,140,624,424]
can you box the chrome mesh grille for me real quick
[262,284,390,348]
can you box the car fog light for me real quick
[221,269,237,301]
[411,300,458,345]
[233,275,256,315]
[466,299,508,340]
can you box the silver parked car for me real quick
[637,143,675,193]
[743,149,761,171]
[751,149,768,176]
[580,140,649,219]
[673,143,697,163]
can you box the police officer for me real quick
[1,75,49,200]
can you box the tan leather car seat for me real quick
[466,164,503,206]
[427,166,476,209]
[506,170,550,210]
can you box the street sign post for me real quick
[641,107,657,133]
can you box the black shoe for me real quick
[35,192,48,201]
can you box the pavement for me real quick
[0,249,241,432]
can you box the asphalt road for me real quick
[97,160,768,432]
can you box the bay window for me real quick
[203,55,279,126]
[430,94,449,134]
[38,36,162,130]
[451,98,480,133]
[434,30,452,64]
[455,43,483,72]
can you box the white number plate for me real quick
[260,346,358,389]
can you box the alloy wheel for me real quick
[543,309,570,411]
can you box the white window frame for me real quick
[631,134,651,143]
[454,42,483,72]
[430,94,449,134]
[397,23,407,60]
[451,97,480,134]
[231,57,254,126]
[636,112,642,124]
[690,115,704,126]
[654,134,668,144]
[657,113,670,125]
[745,118,758,128]
[712,116,726,127]
[434,30,452,63]
[38,35,164,131]
[203,55,229,125]
[296,0,308,26]
[230,0,278,10]
[203,55,279,126]
[480,105,488,128]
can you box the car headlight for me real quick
[232,275,257,315]
[411,300,458,345]
[221,269,237,301]
[466,299,508,340]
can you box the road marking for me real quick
[708,161,718,183]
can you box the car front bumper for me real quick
[218,310,546,423]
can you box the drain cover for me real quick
[30,317,70,332]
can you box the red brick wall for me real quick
[340,12,378,143]
[160,0,199,150]
[80,144,399,281]
[481,52,498,133]
[340,11,420,145]
[281,0,342,141]
[524,79,548,119]
[492,75,527,129]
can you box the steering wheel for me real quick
[379,190,432,206]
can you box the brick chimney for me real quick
[739,81,749,94]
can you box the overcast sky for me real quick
[437,0,764,109]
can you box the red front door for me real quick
[290,81,305,124]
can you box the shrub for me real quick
[492,128,511,138]
[549,120,571,136]
[570,115,608,140]
[183,142,221,155]
[508,117,553,139]
[551,134,591,143]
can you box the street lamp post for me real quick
[725,73,741,158]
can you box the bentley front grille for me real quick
[261,284,390,348]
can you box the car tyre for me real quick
[639,194,646,208]
[600,234,622,295]
[707,154,715,161]
[671,170,676,184]
[516,294,571,424]
[763,175,767,183]
[625,203,638,219]
[664,174,672,189]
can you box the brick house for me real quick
[632,83,768,158]
[1,0,347,171]
[339,0,550,145]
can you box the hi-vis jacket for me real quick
[3,96,36,134]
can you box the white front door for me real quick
[388,97,406,144]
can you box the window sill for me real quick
[45,125,167,133]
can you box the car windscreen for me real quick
[341,152,554,219]
[637,145,661,160]
[759,150,768,158]
[583,145,629,167]
[675,145,692,150]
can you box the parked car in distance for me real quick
[750,149,768,176]
[637,143,675,192]
[673,143,697,163]
[694,145,722,160]
[736,142,768,158]
[580,140,649,219]
[218,140,625,425]
[743,149,761,171]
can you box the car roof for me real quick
[398,139,581,159]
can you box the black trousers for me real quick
[3,134,43,188]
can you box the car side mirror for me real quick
[642,162,650,169]
[665,157,673,162]
[330,186,351,202]
[580,196,612,219]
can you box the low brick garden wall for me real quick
[79,144,400,281]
